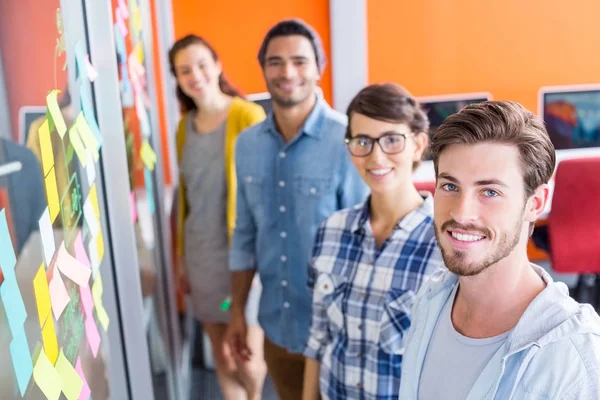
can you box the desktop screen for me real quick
[542,90,600,150]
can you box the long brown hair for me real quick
[169,34,242,112]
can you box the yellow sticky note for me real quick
[69,125,87,167]
[89,184,100,218]
[92,274,110,331]
[38,120,54,176]
[76,113,100,161]
[46,90,67,138]
[140,140,157,171]
[55,350,83,400]
[133,7,142,37]
[33,350,63,400]
[33,264,52,325]
[45,167,60,222]
[135,42,144,63]
[96,232,105,265]
[42,316,58,365]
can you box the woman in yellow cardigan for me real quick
[170,35,267,400]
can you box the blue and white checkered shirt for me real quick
[304,194,443,400]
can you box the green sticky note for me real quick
[220,297,231,312]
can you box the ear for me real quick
[215,59,223,76]
[524,184,549,223]
[412,131,429,162]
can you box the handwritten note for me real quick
[92,273,110,331]
[75,358,91,400]
[56,241,91,287]
[46,90,67,138]
[33,350,63,400]
[45,168,61,222]
[49,265,70,319]
[39,208,56,267]
[38,119,54,176]
[55,350,83,400]
[140,140,157,171]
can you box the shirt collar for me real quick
[351,193,435,234]
[264,94,327,139]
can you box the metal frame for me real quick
[329,0,368,113]
[82,0,155,398]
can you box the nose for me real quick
[449,191,480,224]
[368,140,387,162]
[282,61,298,79]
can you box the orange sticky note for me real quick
[46,90,67,138]
[45,167,60,222]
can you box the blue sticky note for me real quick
[74,41,87,81]
[0,279,27,333]
[144,168,155,214]
[79,82,103,146]
[0,209,16,272]
[9,329,33,396]
[114,24,127,62]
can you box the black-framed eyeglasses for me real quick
[344,133,414,157]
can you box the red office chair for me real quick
[414,181,436,195]
[548,157,600,306]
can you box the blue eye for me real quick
[442,183,457,192]
[483,189,498,197]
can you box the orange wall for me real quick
[367,0,600,113]
[171,0,333,104]
[0,0,66,141]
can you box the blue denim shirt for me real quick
[230,96,369,352]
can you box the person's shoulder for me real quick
[233,97,265,115]
[235,118,268,144]
[319,202,365,232]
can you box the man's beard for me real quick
[434,217,523,277]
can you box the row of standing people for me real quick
[169,18,600,400]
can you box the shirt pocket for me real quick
[242,175,265,221]
[294,176,336,222]
[317,273,348,337]
[379,289,415,355]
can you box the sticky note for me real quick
[92,274,110,331]
[144,168,155,214]
[79,82,102,146]
[85,150,96,185]
[96,232,105,265]
[80,285,94,316]
[56,241,91,287]
[135,42,144,64]
[130,192,137,222]
[133,7,142,37]
[33,348,63,400]
[74,232,91,267]
[1,278,28,333]
[39,208,56,267]
[10,329,33,396]
[90,184,100,217]
[38,119,54,176]
[45,167,61,222]
[69,125,87,167]
[74,41,87,82]
[116,9,128,37]
[75,358,91,400]
[0,208,16,271]
[118,0,130,18]
[41,317,59,365]
[55,350,83,400]
[84,316,101,357]
[34,264,52,325]
[49,267,70,319]
[140,140,157,171]
[88,239,100,273]
[83,197,99,237]
[114,24,127,62]
[76,113,100,158]
[46,90,67,138]
[85,55,98,82]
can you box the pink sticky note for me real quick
[130,192,137,222]
[116,10,128,37]
[85,55,98,82]
[75,357,91,400]
[57,241,91,287]
[118,0,130,19]
[84,316,101,358]
[48,267,70,319]
[74,232,91,268]
[80,285,94,317]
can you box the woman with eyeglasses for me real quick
[302,83,444,400]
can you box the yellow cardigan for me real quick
[175,97,266,257]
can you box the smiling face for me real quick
[262,35,320,108]
[348,113,428,195]
[173,43,222,102]
[434,142,537,276]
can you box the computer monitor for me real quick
[246,92,273,115]
[18,105,46,144]
[538,84,600,153]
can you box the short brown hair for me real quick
[431,101,556,234]
[346,83,430,170]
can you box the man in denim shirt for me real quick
[225,19,367,400]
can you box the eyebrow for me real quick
[437,173,509,188]
[352,130,411,138]
[266,55,309,62]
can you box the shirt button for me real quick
[279,151,286,158]
[280,231,287,238]
[279,205,286,213]
[309,187,317,195]
[279,180,286,188]
[281,255,287,262]
[281,280,288,287]
[283,302,290,309]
